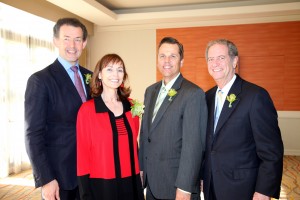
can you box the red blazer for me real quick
[77,97,140,179]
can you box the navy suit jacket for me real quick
[203,74,284,200]
[25,59,92,189]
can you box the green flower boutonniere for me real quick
[84,73,92,85]
[130,99,145,118]
[167,88,177,101]
[226,93,237,108]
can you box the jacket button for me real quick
[148,137,151,143]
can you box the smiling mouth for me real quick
[213,68,222,72]
[67,49,77,54]
[110,79,119,83]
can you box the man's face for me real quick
[207,43,237,86]
[157,43,183,84]
[53,25,87,65]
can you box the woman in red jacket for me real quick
[76,54,144,200]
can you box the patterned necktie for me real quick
[152,87,167,122]
[71,66,86,102]
[214,89,223,132]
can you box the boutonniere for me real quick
[226,93,237,108]
[84,73,92,85]
[130,99,145,118]
[167,88,177,101]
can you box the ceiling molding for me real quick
[45,1,300,31]
[95,14,300,32]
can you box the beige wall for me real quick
[1,0,94,35]
[278,112,300,155]
[89,28,157,101]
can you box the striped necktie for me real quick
[214,90,223,132]
[152,87,167,122]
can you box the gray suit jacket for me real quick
[139,74,207,199]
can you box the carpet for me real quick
[0,155,299,199]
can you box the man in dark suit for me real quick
[202,39,284,200]
[139,37,207,200]
[25,18,92,200]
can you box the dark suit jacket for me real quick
[203,74,284,200]
[24,59,92,189]
[139,74,207,199]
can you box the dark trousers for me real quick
[208,176,217,200]
[146,185,200,200]
[42,187,80,200]
[146,186,172,200]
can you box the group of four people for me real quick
[25,17,283,200]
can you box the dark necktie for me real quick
[71,66,86,102]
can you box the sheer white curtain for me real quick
[0,3,56,178]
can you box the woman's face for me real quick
[99,61,124,91]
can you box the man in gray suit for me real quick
[139,37,207,200]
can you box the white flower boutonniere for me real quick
[84,73,92,85]
[130,99,145,118]
[226,93,237,108]
[167,88,177,101]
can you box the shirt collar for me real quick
[217,74,236,97]
[58,56,79,71]
[161,73,181,91]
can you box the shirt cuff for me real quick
[178,188,191,194]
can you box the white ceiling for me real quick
[45,0,300,29]
[96,0,243,10]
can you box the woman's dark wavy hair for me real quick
[90,54,131,101]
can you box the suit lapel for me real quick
[50,59,82,103]
[214,75,242,135]
[79,66,92,100]
[206,87,217,138]
[147,84,161,130]
[150,75,183,132]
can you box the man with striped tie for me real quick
[202,39,284,200]
[25,18,92,200]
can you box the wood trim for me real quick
[157,21,300,111]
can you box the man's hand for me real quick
[42,179,60,200]
[140,171,144,188]
[253,192,271,200]
[176,188,191,200]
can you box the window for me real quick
[0,2,56,177]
